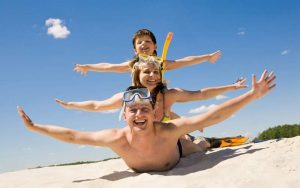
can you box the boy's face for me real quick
[134,35,157,55]
[124,101,154,132]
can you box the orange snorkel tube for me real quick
[161,32,173,81]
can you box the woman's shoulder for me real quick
[165,87,182,95]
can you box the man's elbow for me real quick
[201,113,224,128]
[62,130,79,144]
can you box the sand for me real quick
[0,136,299,188]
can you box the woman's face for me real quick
[134,35,157,55]
[139,63,161,91]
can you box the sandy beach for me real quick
[1,136,299,188]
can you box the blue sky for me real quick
[0,0,299,173]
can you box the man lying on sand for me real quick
[17,70,275,172]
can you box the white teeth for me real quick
[134,120,146,126]
[135,120,145,123]
[142,47,149,51]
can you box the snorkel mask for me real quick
[119,87,153,120]
[123,88,152,104]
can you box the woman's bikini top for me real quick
[160,92,171,123]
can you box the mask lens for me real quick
[123,88,151,103]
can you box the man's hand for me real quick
[74,64,88,75]
[208,50,221,64]
[17,107,34,130]
[251,70,276,99]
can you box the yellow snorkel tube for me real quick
[161,32,173,81]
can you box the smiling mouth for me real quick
[147,79,157,85]
[141,47,149,53]
[134,119,147,126]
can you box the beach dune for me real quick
[1,136,299,188]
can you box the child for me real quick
[74,29,221,75]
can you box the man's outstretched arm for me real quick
[172,70,276,136]
[17,107,123,147]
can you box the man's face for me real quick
[134,35,157,55]
[124,101,154,132]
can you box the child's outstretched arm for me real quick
[55,92,123,112]
[74,61,131,75]
[164,50,221,71]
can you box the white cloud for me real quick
[189,104,218,114]
[237,31,245,35]
[281,50,289,55]
[45,18,70,39]
[237,27,246,36]
[216,95,228,100]
[101,109,119,114]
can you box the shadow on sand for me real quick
[72,170,140,183]
[73,144,267,183]
[164,145,266,176]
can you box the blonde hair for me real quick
[130,56,168,108]
[130,56,162,86]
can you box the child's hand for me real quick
[208,50,221,64]
[74,64,88,75]
[55,99,72,109]
[234,77,248,89]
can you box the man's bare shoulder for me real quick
[114,127,130,140]
[98,127,129,148]
[153,121,177,136]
